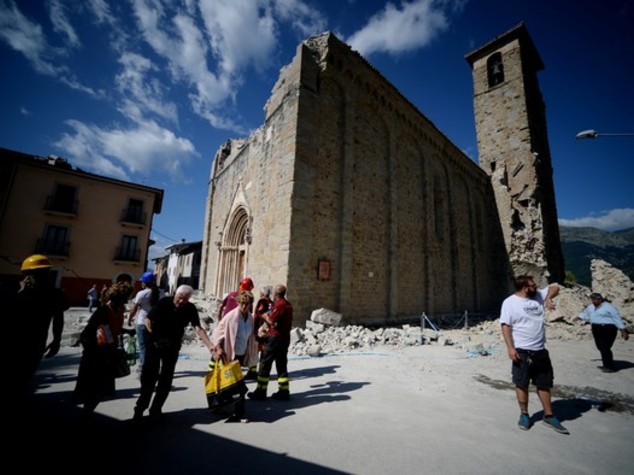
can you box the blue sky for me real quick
[1,0,633,260]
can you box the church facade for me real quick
[201,24,563,326]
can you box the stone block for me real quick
[311,308,342,326]
[290,327,303,344]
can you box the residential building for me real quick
[0,147,164,306]
[152,254,169,292]
[164,240,202,295]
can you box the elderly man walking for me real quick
[133,285,214,422]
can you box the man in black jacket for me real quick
[133,284,213,422]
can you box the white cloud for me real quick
[48,0,81,48]
[116,52,179,123]
[132,0,325,130]
[2,0,329,177]
[0,1,100,95]
[86,0,116,26]
[199,0,278,75]
[0,1,61,76]
[132,0,237,127]
[271,0,327,37]
[346,0,450,56]
[53,118,198,181]
[558,209,634,232]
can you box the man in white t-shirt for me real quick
[500,275,569,434]
[127,272,162,372]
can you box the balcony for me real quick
[120,208,147,226]
[114,247,141,262]
[35,238,70,257]
[44,195,78,215]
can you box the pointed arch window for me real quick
[487,52,504,87]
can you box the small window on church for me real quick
[487,53,504,87]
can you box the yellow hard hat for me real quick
[21,254,52,271]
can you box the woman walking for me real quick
[73,281,133,415]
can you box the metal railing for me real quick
[35,238,70,256]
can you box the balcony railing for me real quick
[44,196,78,215]
[120,209,147,225]
[114,247,141,262]
[35,239,70,257]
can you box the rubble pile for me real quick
[64,259,632,358]
[289,321,427,356]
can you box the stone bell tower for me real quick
[465,22,565,286]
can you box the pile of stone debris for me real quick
[63,259,632,358]
[191,259,633,358]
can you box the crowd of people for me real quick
[10,253,294,423]
[9,253,630,432]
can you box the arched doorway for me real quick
[216,207,250,297]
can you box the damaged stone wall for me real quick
[201,32,510,325]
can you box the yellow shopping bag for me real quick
[204,359,247,410]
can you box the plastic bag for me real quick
[204,359,246,410]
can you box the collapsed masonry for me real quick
[61,259,631,358]
[194,259,633,357]
[465,23,565,284]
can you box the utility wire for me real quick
[151,228,179,243]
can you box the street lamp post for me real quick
[576,129,634,139]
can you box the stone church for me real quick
[200,23,564,326]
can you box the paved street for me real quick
[11,327,634,475]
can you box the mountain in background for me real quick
[559,226,634,286]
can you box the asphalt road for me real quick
[10,333,634,475]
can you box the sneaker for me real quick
[518,413,531,430]
[600,367,616,373]
[247,390,267,401]
[542,416,569,434]
[271,391,290,401]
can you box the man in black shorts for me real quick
[500,275,569,434]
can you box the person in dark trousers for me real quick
[500,275,569,434]
[248,284,293,401]
[577,293,629,372]
[133,285,214,422]
[9,254,69,405]
[73,281,133,415]
[87,284,99,312]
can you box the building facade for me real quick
[202,30,532,325]
[0,148,164,305]
[164,240,202,295]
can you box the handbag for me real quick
[204,358,247,410]
[114,347,131,378]
[112,332,131,378]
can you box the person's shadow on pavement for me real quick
[531,397,608,426]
